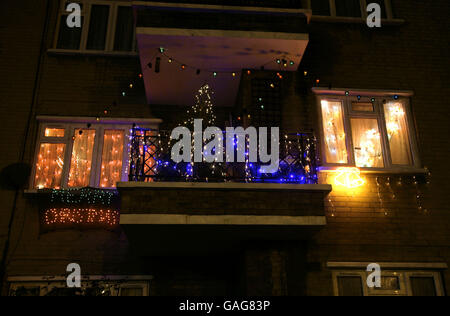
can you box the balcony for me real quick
[133,1,310,107]
[127,128,319,184]
[117,127,331,254]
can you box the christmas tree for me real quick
[182,84,217,128]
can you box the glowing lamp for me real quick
[334,167,365,189]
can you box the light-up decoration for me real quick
[385,104,405,138]
[321,100,348,164]
[351,118,383,168]
[45,128,65,137]
[68,129,96,187]
[383,102,412,165]
[334,167,365,189]
[35,143,66,189]
[44,208,120,226]
[100,130,124,188]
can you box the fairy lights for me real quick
[35,143,66,189]
[44,208,119,226]
[334,167,365,189]
[68,129,96,188]
[321,100,348,164]
[100,130,124,188]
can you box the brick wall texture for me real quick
[0,0,449,295]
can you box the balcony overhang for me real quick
[134,2,310,107]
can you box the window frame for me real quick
[306,0,395,21]
[332,269,444,296]
[32,117,160,190]
[52,0,137,55]
[316,92,421,172]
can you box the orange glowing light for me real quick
[334,167,365,189]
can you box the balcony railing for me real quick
[128,128,318,184]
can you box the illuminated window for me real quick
[33,119,157,189]
[318,94,419,170]
[35,143,66,189]
[68,129,96,187]
[351,118,383,168]
[320,100,348,164]
[100,130,124,188]
[384,102,412,165]
[45,128,65,137]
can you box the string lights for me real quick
[44,208,119,226]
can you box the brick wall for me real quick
[1,0,449,296]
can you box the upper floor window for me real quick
[308,0,393,20]
[316,91,420,171]
[32,117,159,190]
[54,0,136,53]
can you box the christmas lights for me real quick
[334,167,365,189]
[44,208,119,226]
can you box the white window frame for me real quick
[315,90,422,172]
[306,0,395,21]
[31,116,160,190]
[331,269,444,296]
[52,0,137,55]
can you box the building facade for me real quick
[0,0,449,296]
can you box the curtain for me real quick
[351,118,384,168]
[321,100,348,164]
[86,5,110,50]
[68,129,96,187]
[384,102,412,165]
[100,130,124,188]
[35,143,66,189]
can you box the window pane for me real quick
[56,15,83,49]
[384,102,412,165]
[68,129,96,187]
[120,287,143,296]
[321,100,348,164]
[410,277,437,296]
[100,130,124,188]
[86,5,110,50]
[369,0,387,18]
[351,118,384,168]
[114,6,134,51]
[45,128,65,137]
[352,102,374,112]
[335,0,361,17]
[337,276,363,296]
[35,143,66,189]
[311,0,331,16]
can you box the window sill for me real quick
[311,15,405,26]
[318,166,428,175]
[47,49,139,58]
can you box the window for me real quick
[307,0,393,20]
[54,1,136,54]
[331,267,445,296]
[9,278,150,296]
[33,117,159,189]
[317,93,420,170]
